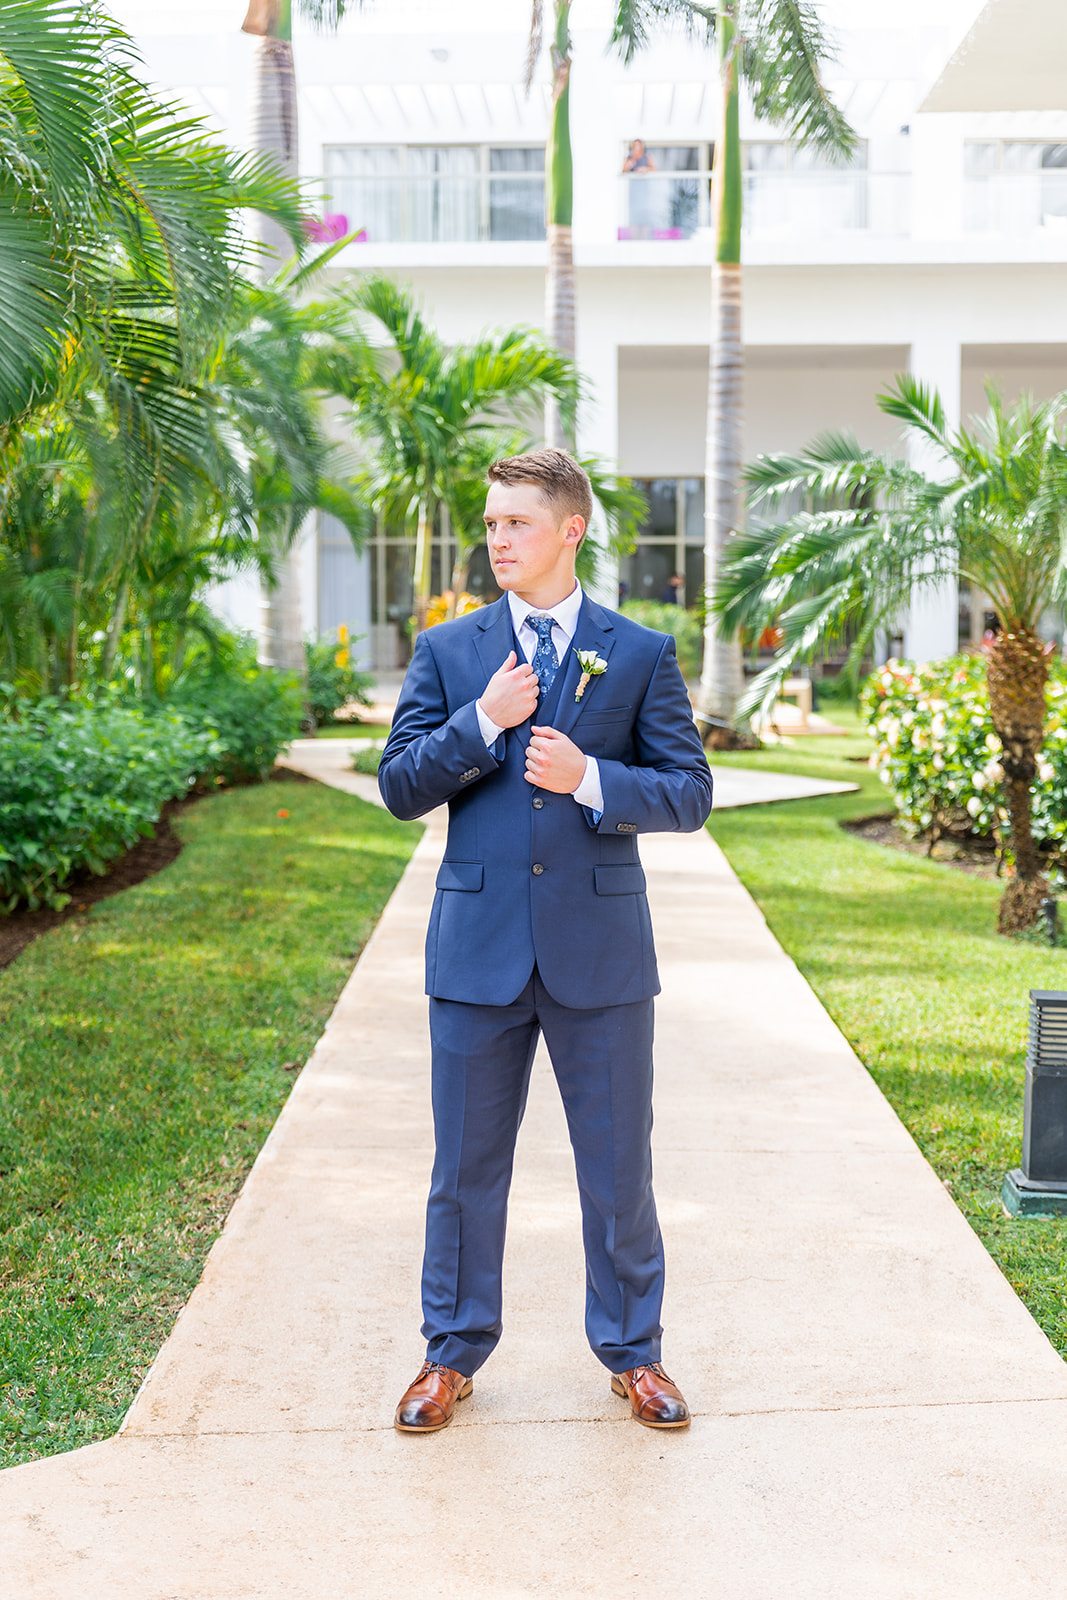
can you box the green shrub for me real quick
[860,653,1067,853]
[170,646,304,784]
[351,743,383,776]
[620,601,702,678]
[305,634,374,728]
[0,698,215,911]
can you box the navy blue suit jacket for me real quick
[378,593,713,1009]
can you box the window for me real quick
[743,139,870,234]
[489,147,545,240]
[322,145,545,243]
[964,141,1067,233]
[618,479,705,609]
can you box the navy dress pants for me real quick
[422,966,664,1378]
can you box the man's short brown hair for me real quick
[487,447,593,528]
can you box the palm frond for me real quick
[296,0,364,27]
[739,0,855,158]
[610,0,715,63]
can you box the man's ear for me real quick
[563,515,586,547]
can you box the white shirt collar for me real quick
[506,581,584,645]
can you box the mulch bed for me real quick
[842,813,1002,881]
[0,767,312,974]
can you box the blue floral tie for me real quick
[526,613,559,698]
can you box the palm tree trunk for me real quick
[100,576,129,681]
[986,624,1051,932]
[413,494,436,634]
[244,0,306,676]
[544,1,574,449]
[696,6,751,749]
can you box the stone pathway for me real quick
[279,736,861,813]
[3,762,1067,1598]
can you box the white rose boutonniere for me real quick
[574,649,608,703]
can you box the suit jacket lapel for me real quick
[552,595,616,738]
[473,595,516,684]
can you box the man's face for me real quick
[483,481,584,599]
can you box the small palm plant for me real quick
[316,276,643,633]
[714,376,1067,932]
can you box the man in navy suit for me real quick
[379,449,713,1433]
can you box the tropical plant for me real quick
[0,0,338,701]
[611,0,855,744]
[305,629,373,726]
[526,1,575,447]
[0,268,365,701]
[0,0,302,428]
[715,379,1067,931]
[241,0,365,671]
[316,276,644,631]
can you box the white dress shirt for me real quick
[476,583,605,813]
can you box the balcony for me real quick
[316,157,545,245]
[964,171,1067,236]
[617,169,911,242]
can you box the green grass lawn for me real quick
[708,715,1067,1359]
[0,778,420,1468]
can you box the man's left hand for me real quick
[525,726,587,794]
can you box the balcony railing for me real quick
[312,171,545,244]
[618,170,911,241]
[964,172,1067,235]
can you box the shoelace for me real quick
[420,1360,459,1382]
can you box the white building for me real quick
[113,0,1067,672]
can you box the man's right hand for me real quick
[478,650,539,729]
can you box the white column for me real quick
[903,332,961,664]
[575,316,620,609]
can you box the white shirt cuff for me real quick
[572,756,604,813]
[476,700,504,748]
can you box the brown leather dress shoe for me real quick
[611,1362,690,1429]
[394,1361,473,1433]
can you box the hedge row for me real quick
[0,664,304,912]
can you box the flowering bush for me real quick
[425,592,485,628]
[305,627,373,728]
[860,654,1067,856]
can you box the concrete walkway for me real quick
[281,736,861,812]
[4,772,1067,1597]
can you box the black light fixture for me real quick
[1003,990,1067,1217]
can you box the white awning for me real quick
[923,0,1067,112]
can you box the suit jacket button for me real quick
[616,822,635,832]
[532,797,544,809]
[532,862,544,875]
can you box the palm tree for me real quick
[611,1,854,746]
[526,2,575,449]
[0,0,306,694]
[314,277,642,633]
[241,0,364,673]
[714,376,1067,932]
